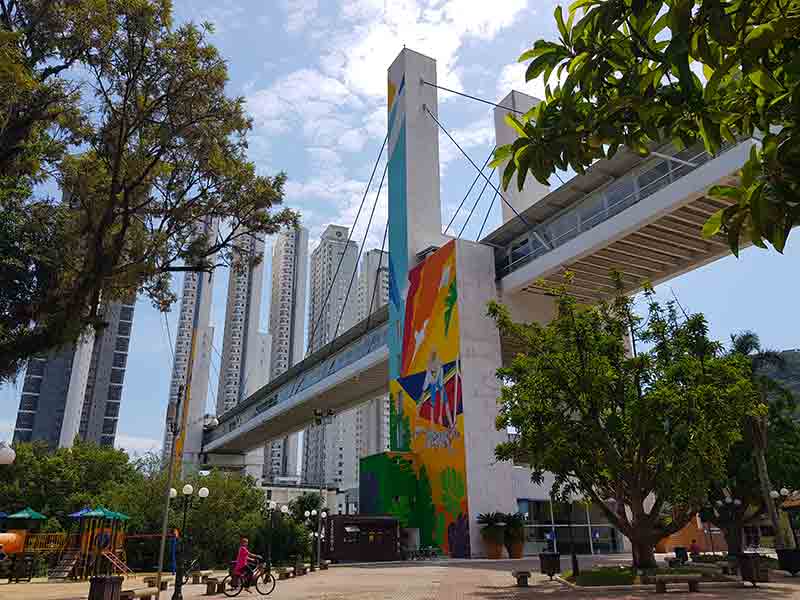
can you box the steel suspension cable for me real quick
[364,218,389,348]
[422,80,526,114]
[305,134,388,358]
[333,159,388,340]
[444,146,495,236]
[424,106,531,230]
[477,189,500,240]
[458,166,496,239]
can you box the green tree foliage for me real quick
[0,0,297,381]
[725,331,799,548]
[0,440,137,522]
[288,493,322,525]
[252,514,311,565]
[495,0,800,255]
[488,275,758,568]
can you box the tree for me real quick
[488,275,758,568]
[0,0,297,381]
[102,458,266,568]
[727,331,798,548]
[288,493,322,525]
[0,440,137,525]
[494,1,800,255]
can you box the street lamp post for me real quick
[771,488,799,548]
[172,484,209,600]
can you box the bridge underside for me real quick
[531,193,737,303]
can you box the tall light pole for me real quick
[156,385,184,592]
[172,484,209,600]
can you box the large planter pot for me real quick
[485,541,503,559]
[507,541,524,559]
[539,552,561,580]
[777,548,800,577]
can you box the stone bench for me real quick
[205,577,220,595]
[295,563,311,576]
[191,569,214,584]
[654,574,702,593]
[320,560,331,570]
[275,567,294,580]
[512,570,531,587]
[718,561,739,575]
[120,588,159,600]
[143,575,174,590]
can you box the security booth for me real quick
[324,515,399,563]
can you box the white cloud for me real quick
[115,433,161,457]
[497,62,546,101]
[283,0,320,33]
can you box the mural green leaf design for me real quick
[443,280,457,336]
[434,512,446,547]
[390,495,412,527]
[441,467,466,516]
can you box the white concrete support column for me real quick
[59,334,96,448]
[180,325,214,470]
[455,240,518,557]
[493,91,549,223]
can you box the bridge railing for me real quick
[496,143,735,277]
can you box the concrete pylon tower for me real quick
[363,48,513,559]
[493,90,549,223]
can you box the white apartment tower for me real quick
[303,225,359,489]
[216,231,270,414]
[264,226,309,482]
[162,220,217,467]
[354,249,391,469]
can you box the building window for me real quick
[117,322,132,336]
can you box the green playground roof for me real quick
[7,507,47,520]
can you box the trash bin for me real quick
[674,546,689,564]
[88,575,123,600]
[539,552,561,580]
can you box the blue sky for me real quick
[1,0,799,452]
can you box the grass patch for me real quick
[564,566,733,587]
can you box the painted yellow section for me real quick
[388,80,397,111]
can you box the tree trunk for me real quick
[753,437,796,549]
[722,523,743,555]
[630,536,657,570]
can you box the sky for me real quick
[1,0,799,453]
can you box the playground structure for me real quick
[0,506,133,580]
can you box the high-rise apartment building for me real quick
[303,225,359,489]
[354,249,391,471]
[13,299,136,449]
[216,231,270,414]
[264,226,309,482]
[162,220,217,465]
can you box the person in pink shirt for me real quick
[233,536,262,590]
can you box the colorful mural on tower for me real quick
[361,241,471,557]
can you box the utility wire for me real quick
[444,146,495,236]
[334,159,388,340]
[422,80,526,115]
[424,106,531,230]
[477,189,500,240]
[458,166,496,239]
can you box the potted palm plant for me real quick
[504,513,526,559]
[477,512,506,559]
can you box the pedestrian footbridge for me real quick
[204,137,753,457]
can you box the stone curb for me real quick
[554,575,744,592]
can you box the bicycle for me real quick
[222,560,276,596]
[181,557,200,585]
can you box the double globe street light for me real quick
[266,501,290,567]
[304,509,328,570]
[171,484,209,600]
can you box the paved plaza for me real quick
[3,557,800,600]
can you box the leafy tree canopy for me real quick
[0,0,297,381]
[495,0,800,255]
[489,275,758,568]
